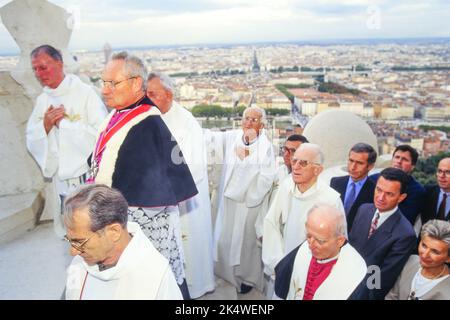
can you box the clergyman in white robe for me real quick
[161,100,215,299]
[262,177,344,277]
[212,128,276,292]
[26,74,107,235]
[65,222,182,300]
[284,242,367,300]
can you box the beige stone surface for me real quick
[303,109,378,169]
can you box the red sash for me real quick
[94,104,151,158]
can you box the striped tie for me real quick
[368,212,380,238]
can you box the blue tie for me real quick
[344,182,356,215]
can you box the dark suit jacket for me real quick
[330,176,375,232]
[421,185,450,224]
[348,203,417,300]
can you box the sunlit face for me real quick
[283,140,302,169]
[31,52,65,89]
[101,59,140,110]
[146,77,173,114]
[291,147,322,186]
[418,235,450,270]
[64,208,111,266]
[241,109,263,137]
[436,158,450,192]
[305,212,345,261]
[374,176,407,212]
[347,151,374,182]
[392,150,415,174]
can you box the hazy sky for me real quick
[0,0,449,53]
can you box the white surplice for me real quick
[262,177,345,276]
[160,101,215,298]
[285,242,367,300]
[211,129,276,291]
[65,222,182,300]
[26,74,107,235]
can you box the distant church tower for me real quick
[252,50,261,73]
[103,42,112,64]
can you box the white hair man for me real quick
[146,72,215,298]
[263,143,345,289]
[210,106,277,294]
[273,204,366,300]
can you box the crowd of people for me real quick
[25,45,450,300]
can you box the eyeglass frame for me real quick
[292,158,321,168]
[242,116,261,124]
[64,231,101,253]
[282,146,298,154]
[101,76,138,90]
[436,169,450,177]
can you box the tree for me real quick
[413,152,450,186]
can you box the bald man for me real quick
[274,204,366,300]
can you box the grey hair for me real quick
[63,184,129,232]
[31,44,63,62]
[243,106,267,126]
[350,143,377,165]
[298,143,324,165]
[111,51,147,91]
[420,220,450,255]
[147,72,175,93]
[307,204,348,239]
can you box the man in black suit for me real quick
[349,168,417,300]
[422,157,450,224]
[330,143,377,232]
[370,145,425,226]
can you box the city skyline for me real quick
[1,0,450,54]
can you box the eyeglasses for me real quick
[437,169,450,177]
[64,233,97,253]
[306,233,331,246]
[101,77,137,90]
[242,116,261,124]
[292,158,320,168]
[282,146,297,154]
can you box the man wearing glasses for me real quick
[26,45,107,238]
[273,204,366,300]
[87,51,198,299]
[63,184,182,299]
[422,157,450,224]
[212,106,276,295]
[263,143,344,285]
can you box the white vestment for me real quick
[268,164,290,209]
[161,101,215,298]
[65,222,182,300]
[286,242,367,300]
[26,74,107,234]
[212,129,276,291]
[262,177,345,276]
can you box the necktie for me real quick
[437,193,447,220]
[344,182,356,215]
[368,212,380,238]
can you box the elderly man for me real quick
[87,51,197,299]
[263,143,344,280]
[274,204,367,300]
[26,45,107,236]
[330,143,377,232]
[370,145,425,226]
[146,72,215,298]
[422,158,450,224]
[349,168,417,300]
[386,219,450,300]
[212,106,276,294]
[63,184,182,300]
